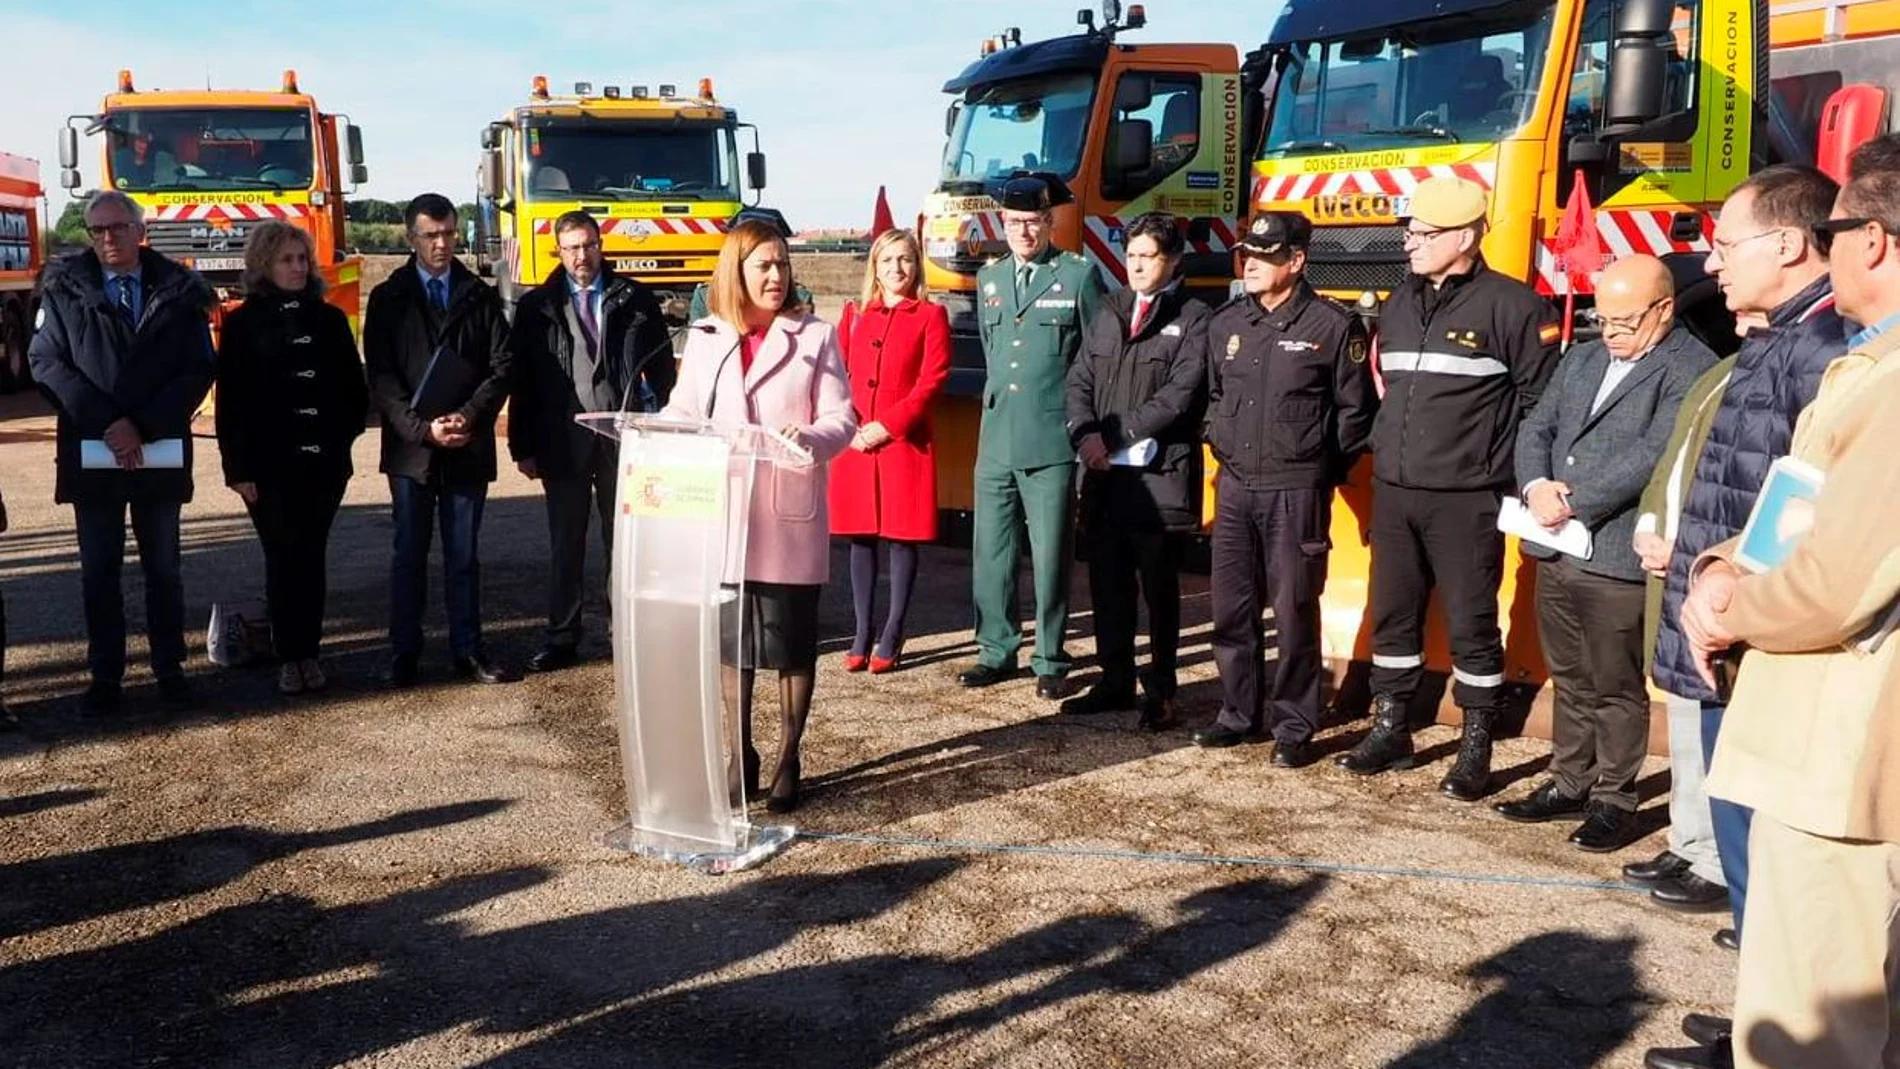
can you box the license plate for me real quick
[191,256,245,272]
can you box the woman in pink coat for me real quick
[663,217,855,813]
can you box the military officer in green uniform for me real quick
[956,175,1106,699]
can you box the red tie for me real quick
[1129,297,1151,338]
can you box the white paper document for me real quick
[80,438,185,470]
[1498,495,1594,560]
[1106,438,1158,467]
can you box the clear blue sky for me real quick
[0,0,1283,229]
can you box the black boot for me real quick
[1439,705,1495,801]
[1336,694,1416,775]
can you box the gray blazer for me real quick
[1514,325,1718,581]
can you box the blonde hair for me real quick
[241,221,324,296]
[859,229,927,307]
[707,218,804,330]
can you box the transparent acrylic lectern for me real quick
[575,411,814,873]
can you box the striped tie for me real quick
[114,276,137,326]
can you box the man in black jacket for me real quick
[28,191,215,717]
[364,193,515,687]
[1061,212,1208,730]
[1337,176,1562,800]
[1194,212,1377,764]
[508,211,673,673]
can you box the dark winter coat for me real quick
[215,287,369,486]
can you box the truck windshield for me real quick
[522,121,741,202]
[1260,0,1558,158]
[941,71,1096,185]
[104,107,314,192]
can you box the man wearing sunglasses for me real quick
[1648,165,1846,946]
[1494,255,1715,851]
[28,190,215,719]
[1338,176,1562,803]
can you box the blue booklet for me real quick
[1734,455,1826,574]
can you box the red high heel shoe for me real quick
[844,653,869,672]
[868,652,900,674]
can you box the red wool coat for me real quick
[827,296,951,541]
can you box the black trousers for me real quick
[1084,522,1182,699]
[543,445,617,649]
[1210,478,1330,743]
[245,477,347,661]
[1367,480,1506,710]
[1536,557,1650,811]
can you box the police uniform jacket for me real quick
[976,246,1105,470]
[1205,282,1378,492]
[1065,285,1209,532]
[1369,259,1560,491]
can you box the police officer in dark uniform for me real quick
[1193,212,1378,765]
[1337,176,1562,800]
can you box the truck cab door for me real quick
[1097,68,1236,289]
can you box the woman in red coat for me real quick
[829,229,950,673]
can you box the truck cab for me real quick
[474,76,768,322]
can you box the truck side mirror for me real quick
[747,151,768,192]
[61,169,82,191]
[945,101,961,137]
[1114,118,1153,175]
[57,126,79,169]
[345,124,366,167]
[1115,75,1154,114]
[480,123,503,151]
[1606,0,1674,127]
[479,151,503,201]
[350,164,370,185]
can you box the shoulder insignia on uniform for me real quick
[1538,322,1562,344]
[1348,334,1368,364]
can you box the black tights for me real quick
[724,667,813,799]
[848,537,919,659]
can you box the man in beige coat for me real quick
[1678,167,1900,1069]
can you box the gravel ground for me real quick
[0,380,1734,1068]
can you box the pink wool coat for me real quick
[663,312,856,585]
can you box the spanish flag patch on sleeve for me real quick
[1538,322,1562,344]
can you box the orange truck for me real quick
[919,0,1899,712]
[56,69,369,427]
[0,152,42,393]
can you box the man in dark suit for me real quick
[508,211,673,673]
[1494,255,1717,850]
[364,193,516,687]
[28,190,215,717]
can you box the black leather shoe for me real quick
[383,654,420,689]
[454,653,519,685]
[1336,693,1416,775]
[1623,850,1692,886]
[1493,781,1588,823]
[1644,1038,1732,1069]
[1137,695,1179,732]
[156,675,196,712]
[1270,740,1316,769]
[527,645,580,673]
[1712,928,1739,952]
[1682,1013,1732,1047]
[957,663,1016,688]
[1649,873,1730,913]
[79,681,124,719]
[1060,686,1136,716]
[1569,802,1638,852]
[1192,725,1252,749]
[1035,675,1069,701]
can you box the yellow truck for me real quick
[473,75,768,321]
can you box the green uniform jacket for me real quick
[1639,355,1737,674]
[975,247,1105,470]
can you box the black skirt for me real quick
[720,581,820,672]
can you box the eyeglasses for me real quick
[1708,228,1786,258]
[1809,216,1882,255]
[1001,217,1047,232]
[1584,296,1667,334]
[86,221,137,239]
[1401,226,1453,247]
[558,240,601,255]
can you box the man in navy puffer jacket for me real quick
[1649,165,1849,935]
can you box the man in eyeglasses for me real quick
[1643,165,1846,956]
[28,190,215,719]
[1339,176,1561,802]
[1493,255,1715,850]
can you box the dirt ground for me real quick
[0,365,1734,1067]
